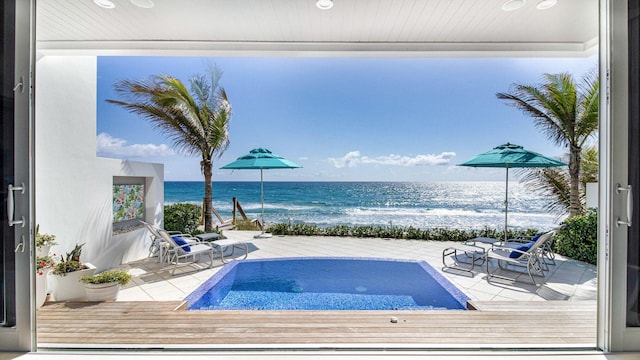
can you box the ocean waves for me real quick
[164,181,566,231]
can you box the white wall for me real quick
[586,182,598,209]
[35,56,164,271]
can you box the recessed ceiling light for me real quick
[502,0,526,11]
[130,0,154,9]
[316,0,334,10]
[536,0,557,10]
[93,0,115,9]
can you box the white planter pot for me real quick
[48,263,96,301]
[84,282,121,302]
[36,268,51,308]
[36,245,51,258]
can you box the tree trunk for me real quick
[568,145,583,217]
[202,160,213,232]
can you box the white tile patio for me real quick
[117,230,597,305]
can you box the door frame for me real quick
[3,0,640,354]
[599,0,640,352]
[0,0,35,352]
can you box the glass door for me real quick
[0,0,34,352]
[625,0,640,336]
[600,0,640,351]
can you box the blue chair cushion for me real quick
[172,236,191,252]
[531,233,543,242]
[509,241,535,259]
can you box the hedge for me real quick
[164,203,203,235]
[266,223,538,242]
[554,209,597,265]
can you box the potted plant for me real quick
[81,270,132,301]
[47,243,96,301]
[36,255,55,307]
[35,224,57,257]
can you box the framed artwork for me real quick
[113,184,144,223]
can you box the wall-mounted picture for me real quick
[113,184,144,223]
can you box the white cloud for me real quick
[329,151,363,168]
[329,151,456,168]
[97,133,175,158]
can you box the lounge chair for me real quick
[501,232,556,267]
[210,233,250,263]
[485,230,556,285]
[139,220,197,263]
[157,229,215,275]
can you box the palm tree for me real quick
[107,66,232,231]
[516,145,598,216]
[496,70,599,217]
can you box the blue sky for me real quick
[96,55,597,182]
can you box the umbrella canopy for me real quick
[458,143,566,240]
[221,148,301,237]
[458,143,566,169]
[221,148,302,170]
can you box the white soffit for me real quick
[36,0,598,57]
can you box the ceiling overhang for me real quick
[36,0,599,58]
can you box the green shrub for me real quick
[554,209,598,265]
[81,270,132,286]
[164,203,203,235]
[235,219,261,231]
[52,243,87,276]
[267,222,542,243]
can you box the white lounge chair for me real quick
[485,230,556,285]
[501,232,556,268]
[196,234,249,264]
[139,220,197,263]
[157,229,215,275]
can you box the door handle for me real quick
[617,184,633,227]
[7,183,25,227]
[13,76,24,93]
[14,236,25,253]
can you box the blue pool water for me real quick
[185,257,469,311]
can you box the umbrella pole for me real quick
[504,166,509,243]
[260,168,265,229]
[255,168,272,238]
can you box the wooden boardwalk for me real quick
[36,301,596,349]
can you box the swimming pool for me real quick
[185,257,469,310]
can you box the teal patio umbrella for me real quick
[458,143,566,241]
[221,148,301,237]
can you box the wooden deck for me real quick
[36,300,596,350]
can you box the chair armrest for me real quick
[183,234,206,243]
[492,245,523,253]
[168,233,200,242]
[489,246,539,260]
[505,238,531,244]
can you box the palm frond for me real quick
[496,85,568,147]
[515,167,571,216]
[580,146,599,183]
[106,66,233,164]
[575,70,599,147]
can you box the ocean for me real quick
[164,181,564,231]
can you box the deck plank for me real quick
[37,301,597,348]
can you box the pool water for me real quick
[185,257,469,311]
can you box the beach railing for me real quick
[200,199,235,230]
[233,197,263,230]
